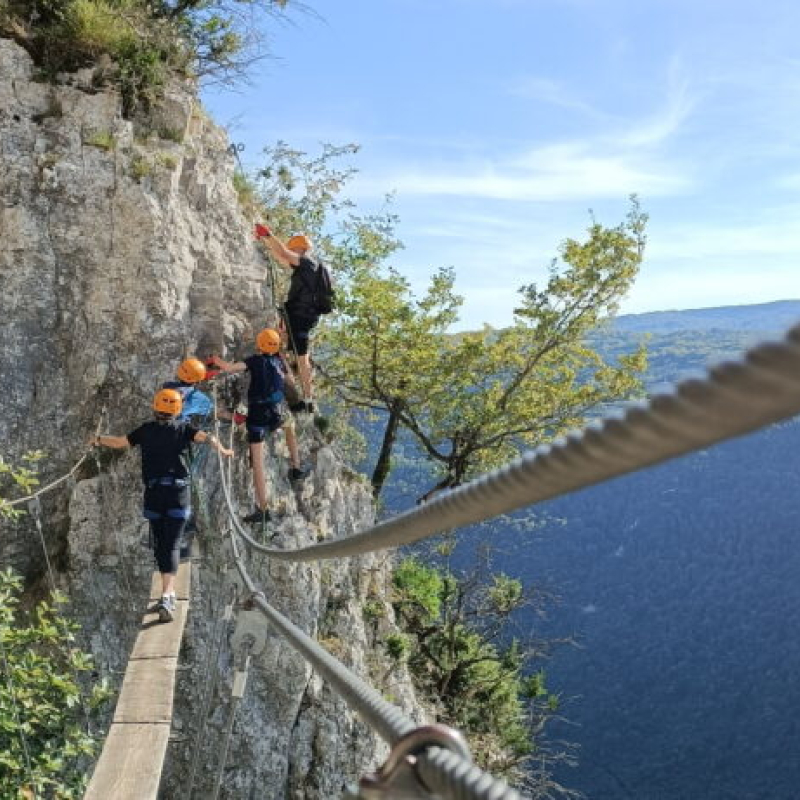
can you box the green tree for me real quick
[391,552,573,795]
[400,199,648,501]
[0,569,111,798]
[321,262,462,496]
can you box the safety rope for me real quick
[213,440,525,800]
[223,322,800,562]
[210,638,252,800]
[3,410,108,509]
[185,580,238,800]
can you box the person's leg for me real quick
[297,353,313,401]
[249,441,268,510]
[286,312,315,402]
[284,422,300,469]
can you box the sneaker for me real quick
[305,400,315,414]
[289,466,310,482]
[242,508,271,525]
[288,400,306,414]
[157,596,174,623]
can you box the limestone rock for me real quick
[0,38,423,799]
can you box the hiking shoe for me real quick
[157,596,174,623]
[288,400,306,414]
[242,508,271,525]
[289,466,310,482]
[305,400,315,414]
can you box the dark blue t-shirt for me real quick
[244,354,285,405]
[127,419,199,482]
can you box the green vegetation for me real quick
[0,568,111,798]
[0,0,292,113]
[0,452,43,519]
[83,129,115,150]
[1,460,111,796]
[391,555,567,792]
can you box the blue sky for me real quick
[203,0,800,329]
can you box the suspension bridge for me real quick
[5,321,800,800]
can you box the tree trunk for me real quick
[371,405,402,497]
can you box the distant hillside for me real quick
[613,298,800,335]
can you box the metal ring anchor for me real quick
[356,724,472,799]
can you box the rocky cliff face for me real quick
[0,38,421,798]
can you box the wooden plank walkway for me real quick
[84,563,192,800]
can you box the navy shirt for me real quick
[244,353,285,404]
[127,420,200,482]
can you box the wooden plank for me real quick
[149,561,192,600]
[113,657,178,724]
[130,601,189,660]
[86,561,192,799]
[84,723,170,800]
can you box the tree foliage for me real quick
[402,200,649,500]
[391,553,574,795]
[0,569,111,798]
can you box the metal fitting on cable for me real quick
[240,589,266,611]
[351,724,472,800]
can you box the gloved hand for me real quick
[255,223,272,239]
[234,412,247,426]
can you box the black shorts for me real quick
[285,311,318,356]
[246,402,282,443]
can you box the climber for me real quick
[255,223,323,414]
[210,328,310,527]
[90,388,233,622]
[162,357,213,422]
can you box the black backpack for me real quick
[308,258,335,315]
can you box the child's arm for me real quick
[209,355,247,373]
[193,430,234,458]
[91,434,130,449]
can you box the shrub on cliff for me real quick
[0,0,292,112]
[0,569,112,798]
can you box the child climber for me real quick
[91,388,233,622]
[210,328,309,525]
[162,357,213,422]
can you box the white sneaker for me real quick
[157,595,174,623]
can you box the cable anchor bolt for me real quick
[353,724,472,799]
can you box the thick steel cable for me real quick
[214,443,523,797]
[226,323,800,562]
[218,517,524,799]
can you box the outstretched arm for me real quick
[255,224,301,267]
[193,430,234,458]
[209,355,246,373]
[91,434,130,449]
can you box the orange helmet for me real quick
[287,234,312,254]
[256,328,281,354]
[153,388,183,416]
[177,357,206,384]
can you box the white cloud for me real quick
[352,147,691,203]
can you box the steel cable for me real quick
[213,442,526,799]
[223,323,800,562]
